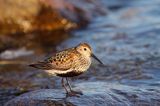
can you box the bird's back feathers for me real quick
[29,47,81,71]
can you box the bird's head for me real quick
[76,43,92,57]
[76,43,103,64]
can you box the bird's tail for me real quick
[29,62,52,70]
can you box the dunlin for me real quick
[29,43,103,97]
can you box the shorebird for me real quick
[29,43,103,97]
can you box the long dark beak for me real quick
[91,54,104,65]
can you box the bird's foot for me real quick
[66,91,80,97]
[71,90,83,95]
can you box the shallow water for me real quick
[1,0,160,105]
[59,0,160,87]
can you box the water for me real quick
[59,0,160,87]
[1,0,160,105]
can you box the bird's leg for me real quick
[61,78,69,94]
[66,77,72,91]
[66,77,83,95]
[62,78,79,97]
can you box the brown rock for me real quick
[0,0,107,34]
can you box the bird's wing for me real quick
[30,48,80,71]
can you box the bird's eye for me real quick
[84,48,87,51]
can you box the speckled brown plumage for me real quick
[29,43,103,97]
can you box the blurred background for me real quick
[0,0,160,105]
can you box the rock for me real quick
[0,88,27,106]
[0,0,107,34]
[5,82,160,106]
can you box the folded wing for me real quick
[29,48,80,71]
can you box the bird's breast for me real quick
[73,56,91,73]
